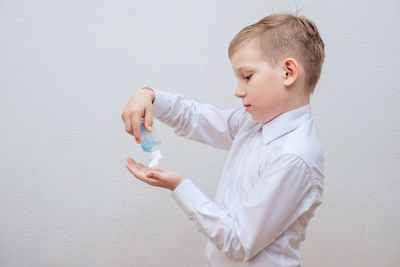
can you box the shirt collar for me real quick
[261,105,312,145]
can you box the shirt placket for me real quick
[226,129,259,211]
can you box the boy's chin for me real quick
[251,113,277,124]
[249,113,264,123]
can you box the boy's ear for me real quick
[282,58,298,87]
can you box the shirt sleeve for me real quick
[151,88,245,150]
[171,153,321,262]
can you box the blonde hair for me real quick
[228,13,325,92]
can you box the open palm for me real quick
[125,157,185,191]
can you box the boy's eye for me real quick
[244,74,253,81]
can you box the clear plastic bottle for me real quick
[140,118,163,167]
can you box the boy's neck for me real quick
[284,87,311,112]
[288,96,310,110]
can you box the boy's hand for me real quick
[121,87,155,144]
[125,157,185,191]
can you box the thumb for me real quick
[144,107,153,132]
[146,170,160,179]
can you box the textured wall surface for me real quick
[1,0,399,266]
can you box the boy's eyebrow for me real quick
[233,66,253,76]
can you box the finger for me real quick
[127,159,148,173]
[138,163,155,174]
[126,158,140,171]
[136,163,148,173]
[123,114,133,135]
[126,163,161,186]
[144,106,153,132]
[126,157,136,164]
[145,170,164,180]
[131,113,142,144]
[145,171,159,179]
[125,162,145,180]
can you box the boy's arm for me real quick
[151,88,244,150]
[171,153,323,262]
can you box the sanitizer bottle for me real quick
[140,118,163,168]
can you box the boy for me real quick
[121,13,325,266]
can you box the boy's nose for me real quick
[235,87,245,98]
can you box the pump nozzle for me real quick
[149,149,163,168]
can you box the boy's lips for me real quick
[244,104,251,111]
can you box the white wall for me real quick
[1,0,399,266]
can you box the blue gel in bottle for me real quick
[140,118,163,167]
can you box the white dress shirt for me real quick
[151,89,324,267]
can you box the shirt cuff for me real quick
[171,179,210,218]
[150,88,172,120]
